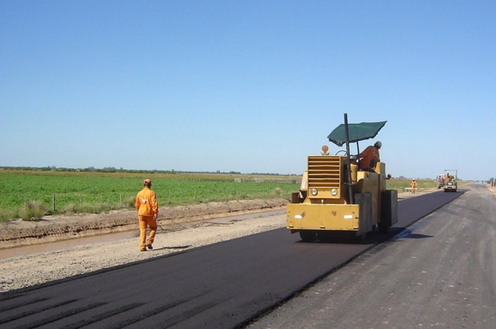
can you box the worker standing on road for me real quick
[358,141,381,171]
[411,179,417,194]
[135,179,158,252]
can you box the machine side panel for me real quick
[356,192,372,235]
[287,203,360,231]
[356,171,380,225]
[381,190,398,226]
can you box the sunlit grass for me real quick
[0,169,299,221]
[19,200,47,221]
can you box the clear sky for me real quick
[1,1,495,180]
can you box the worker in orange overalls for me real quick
[135,179,159,251]
[358,141,381,171]
[411,179,417,193]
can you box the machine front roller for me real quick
[299,230,318,242]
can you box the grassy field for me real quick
[0,169,440,222]
[0,169,300,221]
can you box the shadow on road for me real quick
[401,233,433,239]
[153,245,191,251]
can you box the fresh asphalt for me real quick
[249,183,495,329]
[0,189,462,329]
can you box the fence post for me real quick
[53,194,56,212]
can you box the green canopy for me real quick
[327,121,387,146]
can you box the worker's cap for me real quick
[374,141,382,148]
[144,179,152,185]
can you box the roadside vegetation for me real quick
[0,169,299,222]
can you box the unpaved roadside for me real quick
[0,199,288,248]
[0,191,437,293]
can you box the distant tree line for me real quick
[394,175,444,180]
[0,166,297,176]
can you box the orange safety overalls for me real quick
[411,180,417,193]
[135,187,158,251]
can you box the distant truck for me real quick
[441,173,457,192]
[443,180,457,192]
[436,175,445,189]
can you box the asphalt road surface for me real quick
[249,183,496,329]
[0,187,466,329]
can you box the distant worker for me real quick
[135,179,159,252]
[411,179,417,194]
[437,175,445,189]
[358,141,381,171]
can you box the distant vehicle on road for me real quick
[443,180,457,192]
[436,175,445,189]
[442,172,457,192]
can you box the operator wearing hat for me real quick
[135,179,158,251]
[358,141,381,171]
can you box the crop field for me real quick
[0,169,300,221]
[0,169,440,222]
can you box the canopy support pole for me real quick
[344,113,354,204]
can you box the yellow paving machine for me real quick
[287,114,398,241]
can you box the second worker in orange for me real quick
[135,179,159,251]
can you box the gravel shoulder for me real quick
[0,190,441,293]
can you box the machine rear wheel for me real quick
[299,230,318,242]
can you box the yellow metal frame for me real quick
[287,203,360,232]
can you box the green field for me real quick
[0,169,300,221]
[0,169,440,222]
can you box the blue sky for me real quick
[1,1,495,180]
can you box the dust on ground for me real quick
[0,189,440,293]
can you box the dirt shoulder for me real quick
[0,199,288,249]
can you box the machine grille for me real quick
[307,156,341,188]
